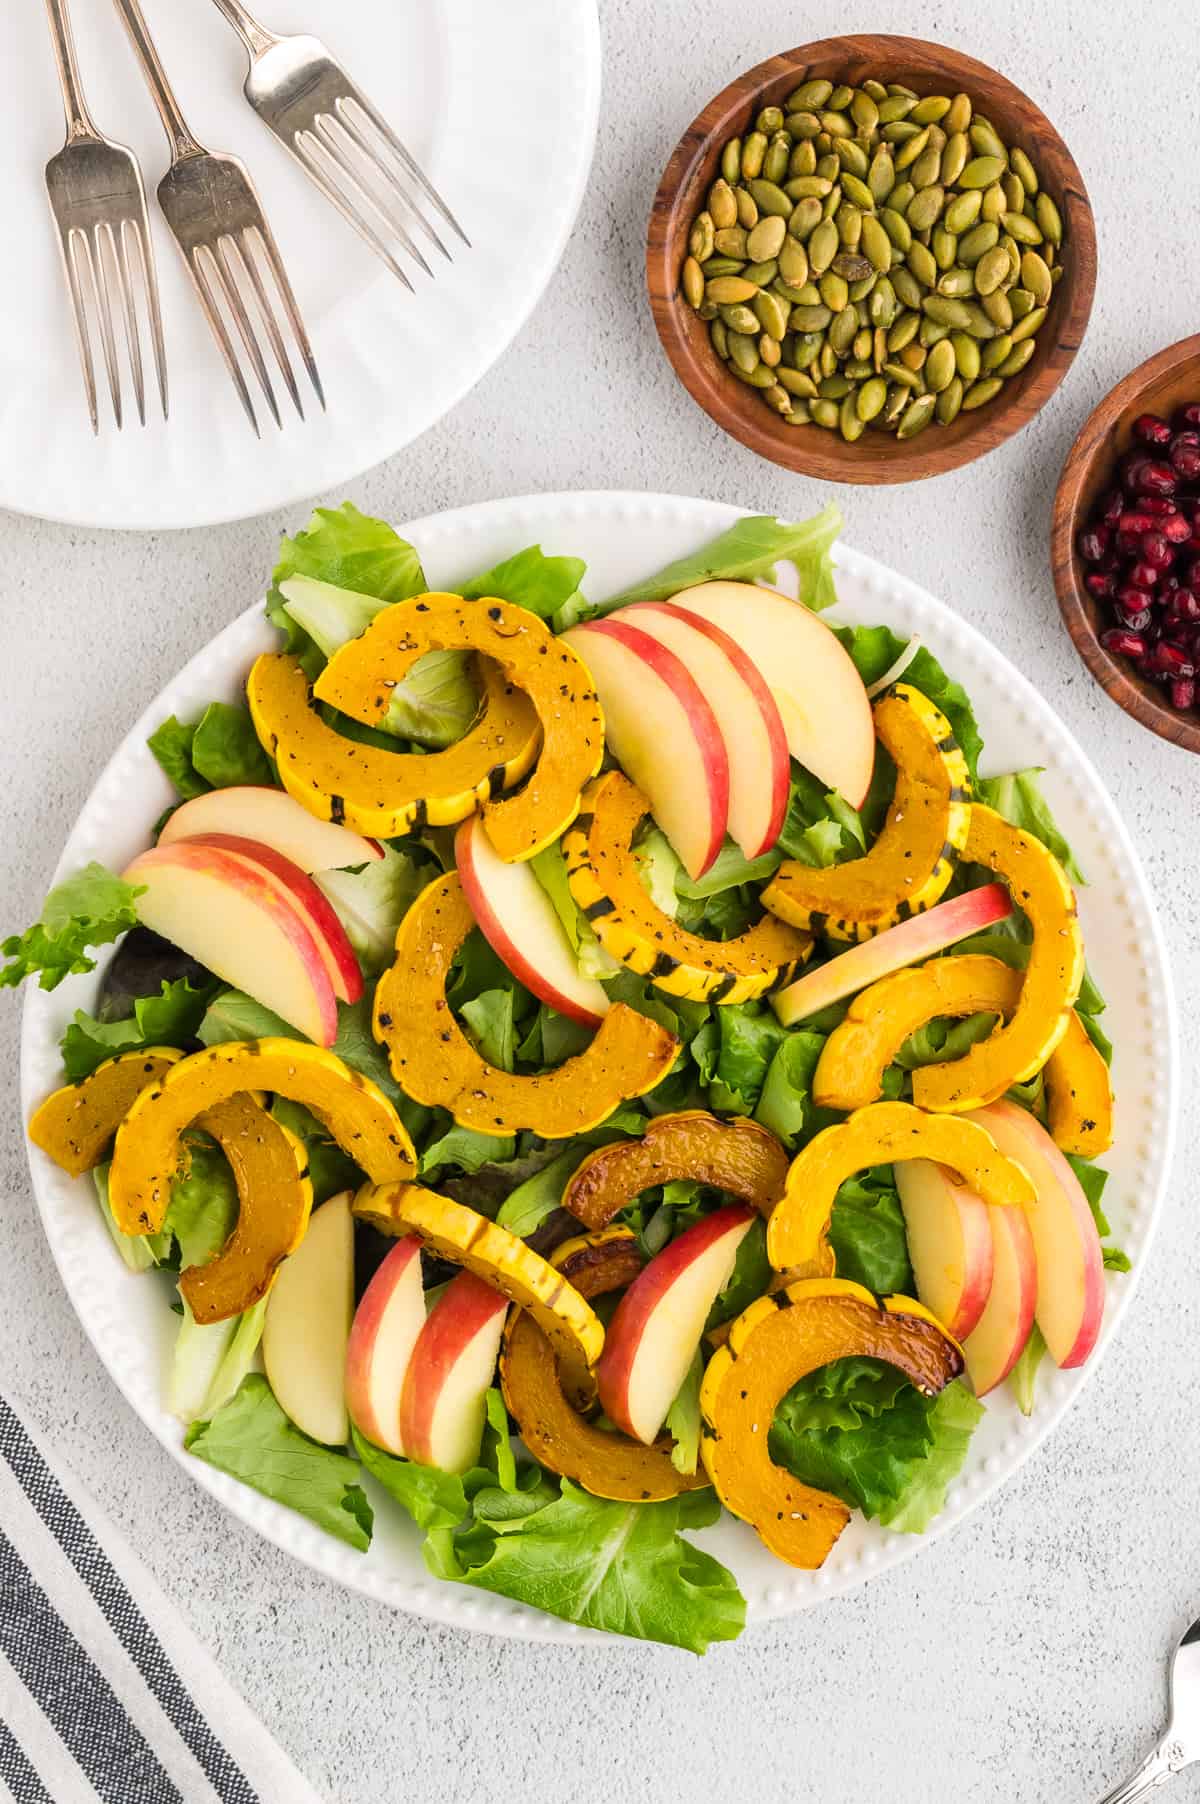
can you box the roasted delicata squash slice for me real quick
[766,1099,1036,1272]
[354,1184,603,1409]
[373,872,678,1137]
[108,1039,416,1235]
[313,593,605,861]
[562,772,812,1003]
[562,1108,790,1232]
[813,954,1022,1112]
[500,1229,708,1500]
[706,1240,838,1350]
[29,1048,184,1177]
[1044,1011,1114,1156]
[700,1278,963,1567]
[179,1092,313,1324]
[247,650,539,838]
[762,684,971,942]
[913,807,1084,1112]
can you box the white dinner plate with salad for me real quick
[15,490,1177,1648]
[3,0,598,530]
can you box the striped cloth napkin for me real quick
[0,1393,325,1804]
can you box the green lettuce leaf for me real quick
[595,505,842,615]
[665,1351,702,1476]
[421,1121,517,1177]
[149,703,272,798]
[2,864,144,992]
[197,988,409,1116]
[93,1164,172,1272]
[827,1175,913,1294]
[460,988,516,1072]
[314,845,432,974]
[61,976,216,1081]
[186,1375,373,1551]
[147,717,210,799]
[877,1381,985,1532]
[495,1147,579,1236]
[424,1480,744,1653]
[461,546,587,621]
[776,767,864,867]
[1010,1323,1048,1416]
[836,625,983,781]
[976,769,1085,884]
[353,1429,468,1531]
[705,1217,771,1330]
[272,502,426,607]
[893,1011,999,1070]
[270,1098,363,1205]
[529,843,619,979]
[674,843,782,900]
[711,1004,785,1113]
[753,1031,827,1148]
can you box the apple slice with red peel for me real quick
[669,580,875,806]
[596,1204,756,1444]
[263,1191,356,1444]
[158,785,382,871]
[968,1100,1105,1369]
[398,1271,509,1472]
[771,883,1013,1026]
[896,1158,995,1341]
[123,839,338,1045]
[561,618,729,878]
[962,1201,1038,1396]
[181,833,363,1005]
[455,815,609,1028]
[612,601,789,858]
[344,1235,426,1456]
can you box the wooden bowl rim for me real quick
[647,33,1097,486]
[1052,332,1200,755]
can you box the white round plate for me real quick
[4,1,599,530]
[21,492,1177,1644]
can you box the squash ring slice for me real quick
[766,1099,1036,1272]
[1044,1011,1113,1156]
[247,650,539,838]
[762,684,971,942]
[500,1228,708,1500]
[180,1092,313,1324]
[562,773,812,1002]
[313,593,605,860]
[373,872,678,1137]
[700,1278,964,1567]
[353,1183,603,1409]
[562,1108,789,1231]
[29,1048,183,1177]
[108,1038,416,1235]
[912,807,1085,1112]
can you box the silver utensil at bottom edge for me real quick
[1098,1618,1200,1802]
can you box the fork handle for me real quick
[43,0,97,137]
[1098,1739,1186,1803]
[206,0,278,59]
[110,0,204,160]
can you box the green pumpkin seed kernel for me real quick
[996,338,1036,377]
[888,178,916,214]
[906,185,945,233]
[720,139,742,184]
[856,374,888,420]
[827,83,854,110]
[838,172,875,211]
[713,226,749,259]
[924,337,957,392]
[950,331,981,380]
[981,332,1015,371]
[742,259,779,287]
[735,186,759,229]
[836,138,870,179]
[756,104,785,136]
[961,376,1002,409]
[839,391,866,440]
[810,397,840,428]
[1010,304,1048,344]
[891,265,924,310]
[789,139,818,178]
[981,288,1014,330]
[907,240,938,288]
[851,89,880,131]
[981,182,1007,223]
[689,211,715,261]
[973,245,1012,296]
[932,226,957,271]
[718,301,761,333]
[709,179,737,229]
[764,132,791,184]
[897,393,937,438]
[1010,147,1038,195]
[968,121,1006,162]
[877,94,916,124]
[911,145,944,190]
[682,256,704,309]
[961,302,998,338]
[785,111,823,141]
[935,375,964,423]
[959,155,1006,190]
[747,215,787,262]
[741,132,767,180]
[910,94,951,125]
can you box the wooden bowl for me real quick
[647,35,1097,485]
[1052,335,1200,755]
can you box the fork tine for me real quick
[340,91,470,248]
[84,228,123,430]
[127,216,168,421]
[212,236,281,429]
[60,228,99,436]
[244,216,325,412]
[187,244,259,437]
[326,105,445,268]
[293,129,416,294]
[237,228,303,421]
[111,222,146,427]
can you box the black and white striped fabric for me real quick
[0,1396,325,1804]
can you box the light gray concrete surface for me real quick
[3,3,1197,1800]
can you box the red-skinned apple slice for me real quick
[157,785,382,871]
[560,618,729,878]
[669,580,875,805]
[344,1235,426,1456]
[180,833,363,1005]
[771,883,1012,1026]
[613,601,789,857]
[455,816,609,1028]
[961,1200,1038,1396]
[968,1100,1105,1369]
[398,1271,509,1472]
[263,1191,356,1444]
[596,1204,755,1443]
[896,1158,995,1341]
[122,840,338,1045]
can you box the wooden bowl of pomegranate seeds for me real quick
[1053,334,1200,754]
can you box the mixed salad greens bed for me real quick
[4,501,1125,1654]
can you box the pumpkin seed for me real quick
[764,132,792,184]
[882,121,921,143]
[696,299,718,321]
[820,373,852,399]
[968,121,1006,162]
[961,302,998,338]
[756,104,785,135]
[919,317,951,346]
[858,213,893,272]
[820,110,854,139]
[897,393,936,438]
[788,199,826,243]
[909,94,951,126]
[891,265,925,310]
[832,250,873,283]
[836,138,871,179]
[778,235,811,286]
[907,240,938,288]
[707,275,758,304]
[1004,210,1043,245]
[868,277,899,327]
[790,302,833,332]
[791,331,824,366]
[828,84,854,110]
[893,124,931,170]
[689,212,715,261]
[866,148,894,203]
[981,332,1015,371]
[973,245,1012,296]
[922,294,973,329]
[810,398,840,428]
[838,172,876,211]
[749,178,792,218]
[720,139,742,184]
[702,256,746,277]
[940,131,969,186]
[789,139,818,178]
[742,259,779,287]
[747,215,787,262]
[924,337,957,392]
[882,361,922,390]
[735,186,759,229]
[898,341,926,372]
[718,302,761,334]
[807,217,839,274]
[956,220,998,266]
[709,179,737,229]
[682,256,704,309]
[911,145,944,190]
[839,391,866,440]
[981,182,1007,223]
[819,339,839,378]
[1001,171,1025,215]
[937,266,975,298]
[849,272,877,302]
[981,289,1013,330]
[821,183,843,220]
[1010,304,1048,344]
[787,79,833,111]
[950,332,981,380]
[932,226,958,271]
[1008,286,1036,320]
[879,207,912,253]
[850,89,880,132]
[754,289,791,338]
[774,367,816,398]
[906,185,945,232]
[1010,147,1038,195]
[877,94,916,124]
[785,111,823,141]
[819,271,850,313]
[856,374,888,419]
[945,92,972,134]
[887,310,921,351]
[880,383,907,425]
[713,226,749,259]
[889,179,916,215]
[829,304,859,354]
[710,318,729,358]
[996,338,1036,377]
[959,154,1006,189]
[862,79,888,102]
[728,331,760,373]
[836,204,864,250]
[760,333,782,367]
[935,375,964,424]
[962,376,1002,410]
[734,361,779,389]
[741,132,767,180]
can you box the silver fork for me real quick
[1097,1616,1200,1801]
[111,0,322,434]
[207,0,469,292]
[42,0,167,432]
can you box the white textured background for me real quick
[3,3,1198,1800]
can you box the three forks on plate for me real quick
[42,0,467,434]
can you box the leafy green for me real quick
[635,829,683,918]
[60,976,215,1081]
[314,845,431,974]
[270,1098,363,1205]
[148,703,273,797]
[2,864,144,992]
[674,843,783,900]
[198,988,407,1110]
[461,545,587,622]
[460,988,516,1071]
[665,1351,702,1476]
[495,1148,579,1236]
[272,502,426,609]
[827,1174,913,1295]
[421,1122,517,1177]
[705,1217,771,1330]
[753,1031,827,1148]
[1010,1323,1048,1416]
[165,1134,239,1268]
[595,505,842,615]
[976,769,1085,884]
[776,767,864,867]
[424,1480,744,1653]
[711,1004,785,1113]
[1066,1153,1129,1271]
[147,717,210,799]
[893,1011,999,1071]
[353,1429,469,1531]
[186,1376,373,1551]
[529,843,619,980]
[837,625,983,781]
[93,1164,172,1272]
[170,1298,268,1426]
[877,1382,985,1532]
[277,573,384,658]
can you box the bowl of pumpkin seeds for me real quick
[647,35,1096,482]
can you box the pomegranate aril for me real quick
[1116,605,1153,631]
[1128,560,1161,590]
[1099,489,1125,526]
[1077,525,1110,562]
[1167,588,1200,623]
[1101,629,1147,661]
[1123,453,1178,496]
[1162,512,1193,543]
[1170,436,1200,481]
[1136,496,1179,517]
[1117,511,1159,535]
[1141,530,1174,569]
[1148,642,1194,677]
[1116,529,1146,558]
[1132,412,1173,447]
[1177,403,1200,430]
[1116,583,1153,613]
[1084,571,1116,601]
[1169,678,1195,711]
